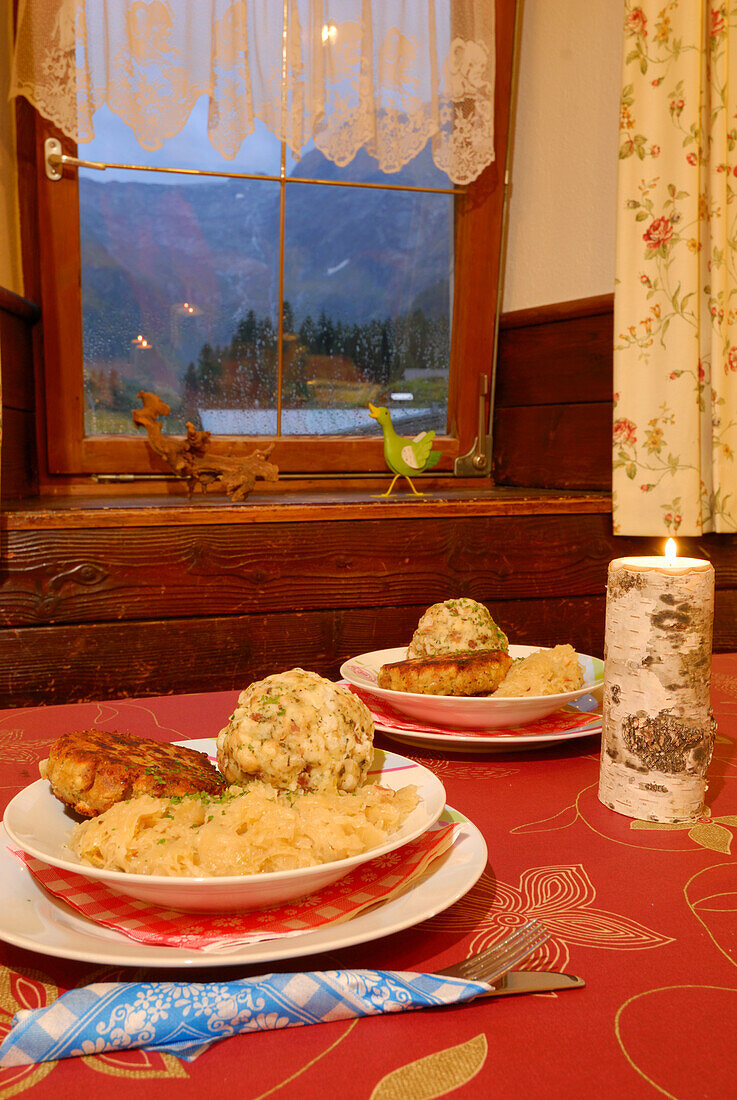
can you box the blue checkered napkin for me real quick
[0,970,491,1065]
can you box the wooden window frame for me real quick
[16,0,518,490]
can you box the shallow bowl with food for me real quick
[3,745,445,912]
[340,645,604,730]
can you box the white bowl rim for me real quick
[3,747,445,891]
[340,643,604,705]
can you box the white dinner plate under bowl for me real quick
[341,645,604,731]
[3,745,445,913]
[0,809,486,968]
[368,697,602,753]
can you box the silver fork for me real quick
[435,919,550,986]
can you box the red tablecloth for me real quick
[0,657,735,1099]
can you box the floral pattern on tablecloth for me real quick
[425,863,673,973]
[509,724,737,854]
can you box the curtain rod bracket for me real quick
[44,138,64,180]
[45,137,107,180]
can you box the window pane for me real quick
[81,170,281,435]
[78,105,453,439]
[80,103,284,435]
[282,162,452,437]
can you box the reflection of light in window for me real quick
[321,21,337,44]
[391,393,413,402]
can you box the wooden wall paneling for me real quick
[4,576,736,709]
[0,309,36,408]
[493,404,612,490]
[0,406,36,498]
[0,288,40,499]
[493,294,614,490]
[0,595,610,708]
[496,303,614,406]
[0,503,732,706]
[5,589,737,710]
[2,512,647,628]
[4,576,737,708]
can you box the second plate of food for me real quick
[341,645,604,730]
[3,745,445,913]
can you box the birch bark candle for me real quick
[598,539,716,823]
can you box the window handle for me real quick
[454,374,491,476]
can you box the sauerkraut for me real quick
[217,669,374,793]
[70,781,419,876]
[408,598,508,659]
[494,644,584,697]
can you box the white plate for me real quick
[361,691,603,753]
[374,711,602,753]
[0,809,486,968]
[341,645,604,730]
[3,745,445,913]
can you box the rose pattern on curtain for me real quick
[614,1,737,535]
[10,0,496,186]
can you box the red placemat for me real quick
[12,823,457,951]
[346,683,602,738]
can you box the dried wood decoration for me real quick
[133,391,278,500]
[598,556,717,823]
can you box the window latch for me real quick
[454,374,491,477]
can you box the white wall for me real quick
[501,0,623,312]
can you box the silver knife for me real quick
[482,970,585,998]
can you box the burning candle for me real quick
[598,539,716,822]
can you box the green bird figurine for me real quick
[368,402,442,497]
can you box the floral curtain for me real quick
[614,1,737,535]
[10,0,496,186]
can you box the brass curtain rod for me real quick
[44,141,462,195]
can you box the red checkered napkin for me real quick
[12,823,457,953]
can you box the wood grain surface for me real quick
[1,509,732,706]
[0,513,653,628]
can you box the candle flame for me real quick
[665,538,677,565]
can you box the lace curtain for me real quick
[614,1,737,535]
[10,0,496,185]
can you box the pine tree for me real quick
[235,310,258,347]
[316,309,335,355]
[282,299,296,335]
[183,362,199,395]
[197,342,222,402]
[299,315,317,351]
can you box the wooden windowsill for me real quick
[1,485,612,529]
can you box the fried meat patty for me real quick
[39,728,227,817]
[377,649,513,697]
